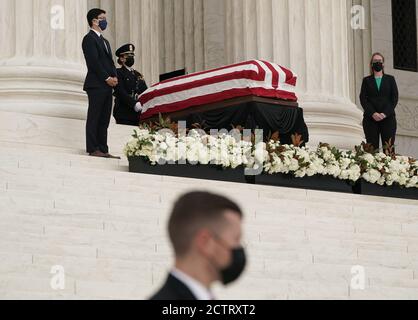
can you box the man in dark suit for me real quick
[360,53,399,152]
[150,192,247,300]
[82,8,120,159]
[113,44,148,126]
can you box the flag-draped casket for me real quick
[138,60,298,120]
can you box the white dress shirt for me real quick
[171,268,214,300]
[90,28,101,37]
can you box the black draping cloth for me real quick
[184,101,309,145]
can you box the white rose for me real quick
[363,153,375,164]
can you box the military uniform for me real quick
[113,44,148,126]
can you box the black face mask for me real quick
[220,246,247,285]
[125,57,135,67]
[372,62,383,72]
[221,247,247,285]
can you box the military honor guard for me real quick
[113,44,148,126]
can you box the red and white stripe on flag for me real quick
[138,60,298,120]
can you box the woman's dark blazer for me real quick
[360,74,399,119]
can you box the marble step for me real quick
[215,276,351,300]
[2,245,418,300]
[3,167,408,211]
[0,145,129,166]
[1,196,415,236]
[2,218,414,264]
[0,273,350,300]
[2,226,418,274]
[1,208,415,248]
[2,110,418,299]
[0,290,78,300]
[1,173,416,220]
[1,213,416,256]
[1,160,416,210]
[2,250,413,289]
[1,144,417,208]
[0,110,134,156]
[0,275,76,296]
[348,286,418,300]
[0,156,128,173]
[0,262,155,287]
[1,189,415,233]
[0,140,91,157]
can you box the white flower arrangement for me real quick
[125,128,254,169]
[125,128,418,189]
[355,146,418,189]
[264,142,361,183]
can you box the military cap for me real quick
[115,43,135,57]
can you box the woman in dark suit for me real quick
[360,52,399,151]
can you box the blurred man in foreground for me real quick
[150,191,247,300]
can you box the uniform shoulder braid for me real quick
[133,70,145,81]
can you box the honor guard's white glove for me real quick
[134,102,143,113]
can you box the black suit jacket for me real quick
[82,30,117,91]
[360,74,399,119]
[113,67,148,123]
[150,274,197,301]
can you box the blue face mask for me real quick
[98,19,108,31]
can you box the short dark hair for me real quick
[168,192,243,257]
[87,8,106,27]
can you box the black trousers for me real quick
[86,88,113,154]
[363,116,397,151]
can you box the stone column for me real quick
[0,0,89,120]
[157,0,205,75]
[297,0,364,149]
[348,0,372,108]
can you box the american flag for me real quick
[138,60,298,120]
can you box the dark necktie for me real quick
[100,35,109,54]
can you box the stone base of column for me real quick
[0,58,87,120]
[300,94,365,150]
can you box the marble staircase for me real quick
[0,110,418,300]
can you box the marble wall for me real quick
[368,0,418,158]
